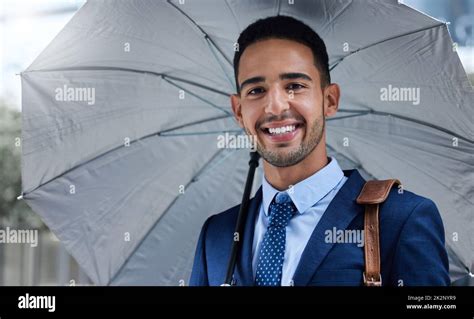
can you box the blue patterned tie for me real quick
[255,192,297,286]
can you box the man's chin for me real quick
[257,146,306,168]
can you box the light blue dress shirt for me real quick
[252,157,348,286]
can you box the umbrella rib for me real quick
[25,66,231,97]
[327,112,372,121]
[205,39,235,88]
[21,114,231,197]
[165,73,230,97]
[166,0,232,66]
[224,0,241,30]
[109,146,230,284]
[334,109,474,144]
[329,22,445,71]
[192,147,242,182]
[160,130,241,137]
[158,114,232,135]
[162,77,232,116]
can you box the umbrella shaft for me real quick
[223,151,260,285]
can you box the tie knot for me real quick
[268,192,297,228]
[274,192,291,204]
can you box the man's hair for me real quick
[233,15,330,94]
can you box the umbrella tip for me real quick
[17,193,24,200]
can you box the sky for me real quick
[0,0,473,111]
[0,0,86,108]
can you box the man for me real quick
[190,15,449,286]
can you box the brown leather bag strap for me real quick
[356,179,400,286]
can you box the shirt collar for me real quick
[261,157,344,216]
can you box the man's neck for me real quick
[262,143,329,191]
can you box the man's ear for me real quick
[323,83,340,117]
[231,94,244,128]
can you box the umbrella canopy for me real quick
[21,0,473,285]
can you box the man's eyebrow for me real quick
[239,73,313,92]
[279,72,313,82]
[240,76,265,92]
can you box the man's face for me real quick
[232,38,328,167]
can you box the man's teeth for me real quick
[267,125,296,135]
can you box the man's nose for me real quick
[264,86,289,115]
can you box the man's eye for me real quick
[248,87,265,95]
[287,83,305,91]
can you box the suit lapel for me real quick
[233,186,262,286]
[292,169,366,286]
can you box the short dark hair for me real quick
[233,15,330,94]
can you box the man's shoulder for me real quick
[203,201,244,238]
[209,202,241,225]
[380,186,440,223]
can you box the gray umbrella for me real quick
[20,0,473,285]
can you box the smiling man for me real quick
[190,16,449,286]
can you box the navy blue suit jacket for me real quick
[190,169,450,286]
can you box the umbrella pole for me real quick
[222,151,260,286]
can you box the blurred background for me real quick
[0,0,473,286]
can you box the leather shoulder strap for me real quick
[356,179,400,286]
[356,179,401,205]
